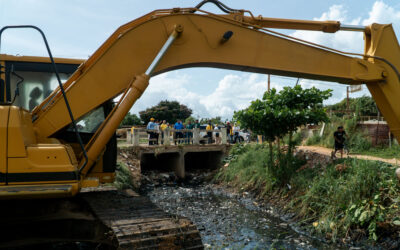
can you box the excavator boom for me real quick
[32,8,388,141]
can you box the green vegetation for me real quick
[305,96,400,159]
[290,158,400,242]
[217,144,400,242]
[355,145,400,159]
[325,96,378,117]
[305,114,372,152]
[139,100,192,123]
[233,86,331,185]
[218,143,305,191]
[121,112,142,126]
[305,114,400,159]
[114,162,135,190]
[200,116,224,125]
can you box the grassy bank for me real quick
[216,144,400,243]
[353,145,400,160]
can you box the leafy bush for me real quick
[291,159,400,241]
[347,132,372,152]
[306,134,321,146]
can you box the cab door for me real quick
[0,60,5,103]
[0,106,8,185]
[0,61,6,185]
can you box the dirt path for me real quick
[298,145,400,166]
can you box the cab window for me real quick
[5,61,79,111]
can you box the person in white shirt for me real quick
[233,124,240,143]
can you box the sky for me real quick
[2,0,400,119]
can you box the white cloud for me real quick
[290,5,364,53]
[291,1,400,53]
[363,1,400,25]
[131,72,282,119]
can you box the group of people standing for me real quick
[145,118,243,146]
[225,122,241,144]
[145,118,202,145]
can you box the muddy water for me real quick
[142,181,341,249]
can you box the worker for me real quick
[154,120,160,145]
[160,120,168,144]
[146,118,157,145]
[226,122,232,144]
[215,124,221,144]
[233,123,240,143]
[130,126,135,144]
[206,122,213,144]
[130,126,135,135]
[333,125,347,158]
[174,120,184,145]
[193,119,201,128]
[28,87,43,111]
[185,120,194,144]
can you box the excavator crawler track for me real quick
[81,188,204,249]
[0,188,203,249]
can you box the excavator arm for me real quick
[26,4,400,179]
[32,8,388,137]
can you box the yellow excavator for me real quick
[1,0,400,248]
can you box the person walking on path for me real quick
[333,126,347,159]
[146,118,157,145]
[174,120,184,145]
[185,120,194,144]
[206,122,213,144]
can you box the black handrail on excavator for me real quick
[0,25,88,175]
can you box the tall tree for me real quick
[235,85,332,165]
[139,100,192,124]
[121,112,142,126]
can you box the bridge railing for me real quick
[127,128,228,146]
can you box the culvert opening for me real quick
[184,151,224,171]
[140,152,180,173]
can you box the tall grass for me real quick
[291,158,399,241]
[217,143,305,193]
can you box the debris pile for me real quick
[294,148,333,171]
[117,148,141,187]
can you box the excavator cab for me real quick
[1,55,80,109]
[0,55,116,198]
[0,55,80,197]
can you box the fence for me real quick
[358,116,386,123]
[127,128,228,146]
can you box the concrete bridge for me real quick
[124,128,231,178]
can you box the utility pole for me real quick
[295,78,300,86]
[346,86,350,111]
[268,74,270,92]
